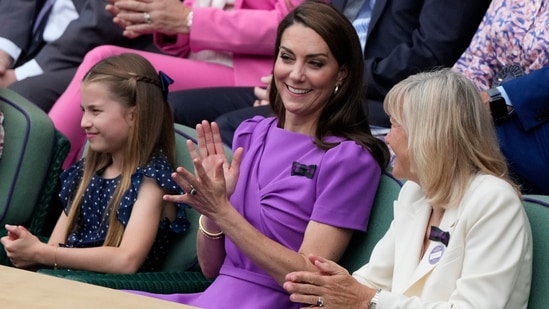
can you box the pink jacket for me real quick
[155,0,305,86]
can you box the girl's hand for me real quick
[0,224,45,268]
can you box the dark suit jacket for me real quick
[332,0,491,126]
[35,0,157,72]
[0,0,47,63]
[498,66,549,194]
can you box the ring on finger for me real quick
[189,185,198,196]
[143,12,152,24]
[316,296,324,307]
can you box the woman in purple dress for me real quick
[135,1,390,308]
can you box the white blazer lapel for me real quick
[391,198,431,292]
[401,206,460,294]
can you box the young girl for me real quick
[1,53,189,273]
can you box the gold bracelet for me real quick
[198,215,224,239]
[54,246,58,270]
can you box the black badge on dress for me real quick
[291,161,316,179]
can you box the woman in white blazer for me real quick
[283,69,533,309]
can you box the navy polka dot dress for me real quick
[59,152,190,271]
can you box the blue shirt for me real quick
[352,0,376,51]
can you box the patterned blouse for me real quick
[59,152,190,271]
[453,0,549,90]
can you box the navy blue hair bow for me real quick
[429,226,450,246]
[158,70,174,101]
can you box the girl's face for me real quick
[80,82,135,156]
[274,23,347,127]
[384,116,415,181]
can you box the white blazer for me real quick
[353,174,532,308]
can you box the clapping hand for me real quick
[0,50,16,87]
[163,121,243,217]
[0,50,13,75]
[253,74,272,107]
[0,69,15,88]
[283,255,375,308]
[106,0,191,38]
[191,121,243,195]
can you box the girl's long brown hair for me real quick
[64,53,176,247]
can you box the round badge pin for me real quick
[429,245,445,264]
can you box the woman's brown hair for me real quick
[269,0,390,168]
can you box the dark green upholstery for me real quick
[0,88,58,225]
[339,171,401,273]
[0,89,69,266]
[174,123,233,161]
[522,195,549,309]
[161,123,232,271]
[37,269,212,294]
[157,124,204,272]
[26,130,70,237]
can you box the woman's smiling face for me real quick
[273,23,346,125]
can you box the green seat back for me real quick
[0,88,56,225]
[338,171,402,273]
[173,123,233,161]
[160,124,232,271]
[523,195,549,309]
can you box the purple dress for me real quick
[134,117,382,308]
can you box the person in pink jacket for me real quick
[49,0,304,169]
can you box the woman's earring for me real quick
[334,84,341,94]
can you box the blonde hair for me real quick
[384,69,519,208]
[64,53,176,246]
